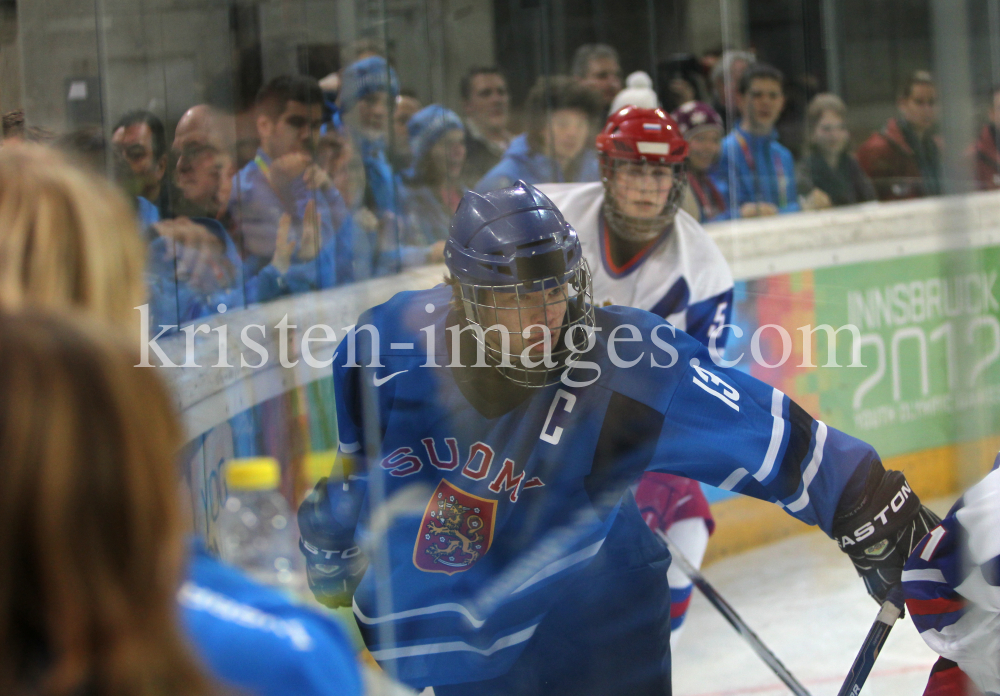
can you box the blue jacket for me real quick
[710,124,800,218]
[230,151,354,293]
[354,132,404,216]
[182,539,362,696]
[475,134,600,193]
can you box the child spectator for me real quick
[399,105,466,268]
[672,101,728,223]
[476,76,602,192]
[317,130,381,279]
[711,63,800,218]
[339,55,402,218]
[798,93,876,209]
[857,70,942,201]
[972,85,1000,190]
[390,89,423,173]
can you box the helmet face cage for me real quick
[457,261,596,388]
[600,155,688,244]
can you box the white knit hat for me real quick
[609,71,660,114]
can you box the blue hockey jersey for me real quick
[311,285,878,687]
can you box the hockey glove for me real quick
[298,477,368,608]
[831,463,941,605]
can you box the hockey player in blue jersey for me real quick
[298,181,940,695]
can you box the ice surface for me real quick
[670,502,956,696]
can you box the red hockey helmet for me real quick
[595,107,690,243]
[595,106,689,165]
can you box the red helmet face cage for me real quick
[596,107,689,242]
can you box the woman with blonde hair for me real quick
[0,312,216,696]
[0,143,363,696]
[0,143,146,328]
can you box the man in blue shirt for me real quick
[712,64,800,219]
[230,75,353,298]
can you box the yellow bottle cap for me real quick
[305,450,338,483]
[226,458,280,490]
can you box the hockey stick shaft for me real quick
[835,585,905,696]
[660,533,813,696]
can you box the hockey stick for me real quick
[835,585,905,696]
[659,532,813,696]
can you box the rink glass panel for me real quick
[8,0,1000,686]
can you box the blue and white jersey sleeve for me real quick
[678,287,733,352]
[903,465,1000,696]
[627,321,876,535]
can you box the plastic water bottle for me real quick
[217,457,306,598]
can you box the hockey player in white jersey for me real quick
[539,106,733,644]
[539,106,732,345]
[903,457,1000,696]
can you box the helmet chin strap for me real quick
[601,161,688,244]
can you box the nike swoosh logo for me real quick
[373,370,408,387]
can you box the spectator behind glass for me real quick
[230,74,353,297]
[111,109,168,213]
[391,89,423,173]
[0,143,364,696]
[711,63,800,218]
[317,130,383,279]
[572,44,624,114]
[972,85,1000,190]
[0,313,219,696]
[148,104,278,329]
[798,93,876,209]
[709,50,756,130]
[399,105,466,268]
[459,66,512,189]
[857,70,942,201]
[672,101,728,223]
[475,76,602,192]
[339,55,402,219]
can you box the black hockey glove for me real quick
[832,463,941,605]
[298,477,368,608]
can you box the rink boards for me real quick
[157,191,1000,561]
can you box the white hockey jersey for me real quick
[903,463,1000,695]
[538,182,734,349]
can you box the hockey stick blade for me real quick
[835,585,905,696]
[659,532,813,696]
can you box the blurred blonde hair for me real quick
[0,312,215,696]
[0,143,145,329]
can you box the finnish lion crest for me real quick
[413,480,496,574]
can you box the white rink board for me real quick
[671,523,949,696]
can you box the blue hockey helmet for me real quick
[444,181,595,388]
[445,181,584,290]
